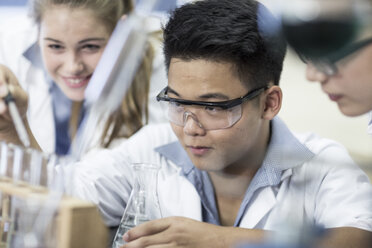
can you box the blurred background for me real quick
[0,0,371,178]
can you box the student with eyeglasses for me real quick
[304,36,372,117]
[72,0,372,247]
[281,0,372,134]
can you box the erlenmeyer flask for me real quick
[112,163,162,248]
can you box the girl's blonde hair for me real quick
[30,0,152,147]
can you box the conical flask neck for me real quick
[129,163,162,219]
[112,163,162,248]
[133,165,159,192]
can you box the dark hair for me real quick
[163,0,286,88]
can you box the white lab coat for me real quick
[368,111,372,136]
[0,14,167,154]
[73,119,372,232]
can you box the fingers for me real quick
[124,218,171,243]
[122,217,195,248]
[141,245,174,248]
[0,64,28,116]
[0,64,18,87]
[0,65,10,99]
[0,67,27,103]
[0,100,7,115]
[0,67,10,115]
[123,224,175,248]
[8,82,28,111]
[123,233,173,248]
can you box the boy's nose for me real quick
[183,112,206,136]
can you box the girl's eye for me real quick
[81,44,101,52]
[48,44,63,50]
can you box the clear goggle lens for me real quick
[160,101,242,130]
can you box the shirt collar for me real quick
[264,117,315,170]
[155,141,194,174]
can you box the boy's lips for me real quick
[187,146,212,156]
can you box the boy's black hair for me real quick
[163,0,287,88]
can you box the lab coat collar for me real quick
[23,41,44,70]
[22,41,54,88]
[236,117,315,227]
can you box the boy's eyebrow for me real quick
[167,86,180,97]
[44,38,62,43]
[167,86,230,100]
[198,93,230,100]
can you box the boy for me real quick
[74,0,372,247]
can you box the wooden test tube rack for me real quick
[0,178,108,248]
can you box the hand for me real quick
[0,64,29,144]
[122,216,229,248]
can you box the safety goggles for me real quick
[156,86,267,130]
[299,37,372,76]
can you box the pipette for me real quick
[71,0,160,159]
[3,89,31,148]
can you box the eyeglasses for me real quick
[156,86,267,130]
[299,37,372,76]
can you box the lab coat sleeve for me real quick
[71,123,176,227]
[309,142,372,231]
[72,148,134,227]
[0,15,35,76]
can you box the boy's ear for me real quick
[261,85,282,120]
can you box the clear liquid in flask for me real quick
[112,163,161,248]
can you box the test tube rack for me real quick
[0,178,108,248]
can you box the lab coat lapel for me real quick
[239,169,293,228]
[26,66,55,153]
[157,166,202,221]
[237,118,314,228]
[239,186,277,228]
[22,41,56,153]
[156,142,203,221]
